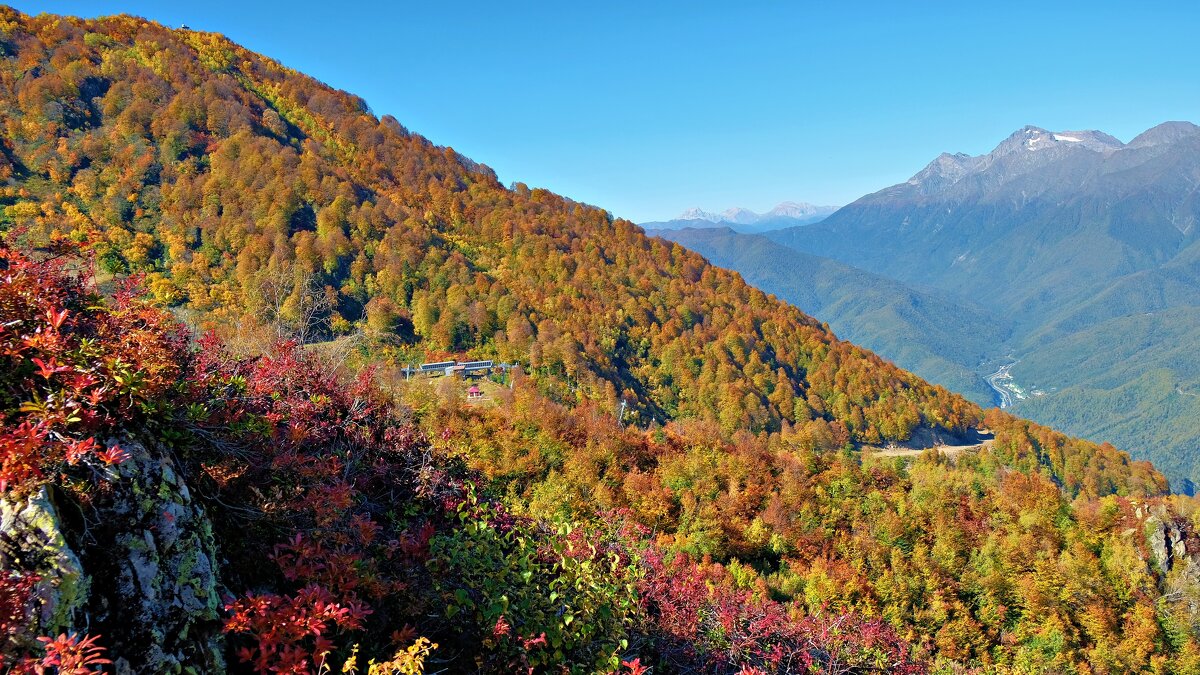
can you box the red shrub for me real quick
[224,586,371,673]
[0,244,187,493]
[633,545,923,674]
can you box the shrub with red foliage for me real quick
[0,242,192,667]
[25,633,111,674]
[187,337,462,670]
[0,244,187,493]
[633,543,923,674]
[223,585,371,673]
[0,572,38,646]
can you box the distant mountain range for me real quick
[655,121,1200,491]
[640,201,839,233]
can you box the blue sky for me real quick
[15,1,1200,221]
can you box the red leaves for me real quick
[33,633,111,674]
[30,357,69,380]
[0,423,128,491]
[0,576,108,675]
[622,657,651,674]
[396,521,436,561]
[94,443,130,466]
[0,422,50,492]
[223,585,372,674]
[190,329,442,664]
[0,572,38,643]
[0,244,185,493]
[62,437,97,465]
[44,307,68,331]
[203,341,444,672]
[519,632,547,650]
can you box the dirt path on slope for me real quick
[866,434,996,459]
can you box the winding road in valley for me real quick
[986,363,1020,409]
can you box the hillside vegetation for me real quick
[0,9,1197,674]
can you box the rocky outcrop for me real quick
[1140,502,1200,634]
[0,487,89,653]
[1146,508,1191,576]
[1,439,226,673]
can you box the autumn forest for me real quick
[1,8,1199,675]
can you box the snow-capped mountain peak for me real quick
[719,207,760,225]
[766,201,834,219]
[677,207,721,222]
[673,202,838,225]
[907,125,1125,194]
[992,125,1123,156]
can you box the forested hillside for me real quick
[1,9,1198,674]
[0,9,984,445]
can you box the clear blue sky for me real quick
[15,1,1200,222]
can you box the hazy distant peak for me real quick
[677,207,720,221]
[675,206,759,225]
[673,202,838,224]
[1128,121,1200,148]
[721,207,760,225]
[766,201,837,219]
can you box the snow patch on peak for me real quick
[720,207,760,225]
[669,202,839,227]
[677,207,720,222]
[766,201,838,219]
[907,125,1127,193]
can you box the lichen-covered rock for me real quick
[0,487,89,650]
[88,439,226,674]
[2,438,226,673]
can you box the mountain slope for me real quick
[1010,306,1200,489]
[763,123,1200,489]
[0,9,981,446]
[1,240,1188,673]
[649,226,1004,404]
